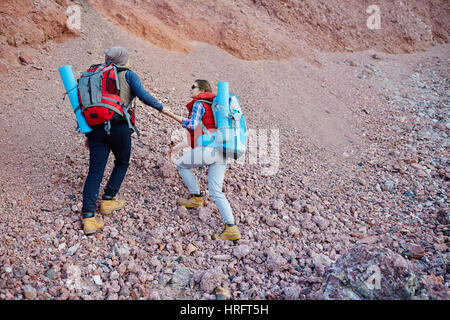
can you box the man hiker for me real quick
[80,46,166,235]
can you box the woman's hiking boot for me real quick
[83,213,104,235]
[100,199,126,215]
[212,224,241,241]
[177,194,204,209]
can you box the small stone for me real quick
[110,270,119,280]
[233,244,251,259]
[283,286,301,299]
[358,236,379,245]
[272,200,284,211]
[119,286,130,297]
[23,285,37,300]
[173,241,183,254]
[44,269,57,280]
[186,243,197,255]
[171,267,193,288]
[177,206,188,218]
[311,251,333,269]
[215,286,231,300]
[266,248,288,272]
[200,269,225,293]
[92,275,103,286]
[288,225,300,236]
[302,220,315,230]
[382,181,395,191]
[117,244,131,258]
[0,60,8,74]
[402,244,425,260]
[287,193,299,201]
[372,54,382,60]
[213,254,232,261]
[198,207,212,223]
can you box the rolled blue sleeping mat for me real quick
[58,65,92,134]
[216,81,230,142]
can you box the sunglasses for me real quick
[191,85,198,90]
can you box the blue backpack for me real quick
[197,91,248,160]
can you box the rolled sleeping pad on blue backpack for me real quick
[215,81,230,143]
[196,82,248,159]
[58,65,92,134]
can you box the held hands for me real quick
[160,107,173,117]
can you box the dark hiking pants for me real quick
[82,122,131,216]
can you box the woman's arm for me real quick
[163,110,184,124]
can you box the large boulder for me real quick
[322,244,431,300]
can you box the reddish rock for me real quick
[403,244,426,260]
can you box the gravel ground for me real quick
[0,3,448,300]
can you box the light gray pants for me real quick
[176,147,234,224]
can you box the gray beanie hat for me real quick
[104,46,129,66]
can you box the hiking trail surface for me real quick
[0,0,448,300]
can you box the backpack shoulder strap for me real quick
[115,66,130,73]
[197,99,213,105]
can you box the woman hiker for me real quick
[161,80,241,241]
[82,46,166,235]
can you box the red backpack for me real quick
[77,63,137,133]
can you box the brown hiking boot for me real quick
[83,214,104,235]
[212,224,241,241]
[177,194,204,209]
[100,199,125,215]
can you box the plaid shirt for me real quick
[182,101,205,130]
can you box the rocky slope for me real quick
[0,0,448,300]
